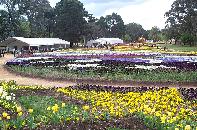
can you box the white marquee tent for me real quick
[87,38,123,48]
[0,37,70,51]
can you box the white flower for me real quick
[0,86,3,95]
[5,96,12,100]
[1,91,8,98]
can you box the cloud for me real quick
[102,0,175,30]
[47,0,175,29]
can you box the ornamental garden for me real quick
[0,45,197,130]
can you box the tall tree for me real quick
[148,26,161,42]
[125,22,147,42]
[0,0,20,37]
[165,0,197,45]
[96,16,108,37]
[0,10,10,41]
[97,13,125,38]
[54,0,87,47]
[18,0,52,37]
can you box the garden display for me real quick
[0,81,196,130]
[5,51,197,82]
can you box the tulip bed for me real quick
[0,81,196,130]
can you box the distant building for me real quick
[0,37,70,52]
[87,38,124,48]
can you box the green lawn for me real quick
[158,44,197,52]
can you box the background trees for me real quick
[54,0,88,47]
[0,0,196,46]
[97,13,125,39]
[148,26,161,42]
[125,22,147,42]
[165,0,197,45]
[0,10,10,41]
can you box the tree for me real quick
[18,0,52,37]
[148,26,161,42]
[181,33,195,46]
[165,0,197,45]
[96,16,109,37]
[125,22,147,42]
[0,10,10,41]
[0,0,21,37]
[54,0,87,48]
[97,13,125,38]
[17,17,31,37]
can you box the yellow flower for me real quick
[75,117,79,121]
[82,105,90,111]
[0,117,2,120]
[18,112,23,117]
[2,112,8,118]
[160,116,166,123]
[47,106,51,111]
[28,109,33,113]
[52,104,59,113]
[6,116,10,120]
[185,125,191,130]
[175,128,179,130]
[16,106,22,113]
[62,103,66,107]
[66,117,71,121]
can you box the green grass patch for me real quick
[158,44,197,52]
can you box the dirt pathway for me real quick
[0,54,196,88]
[0,54,76,88]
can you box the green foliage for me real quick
[54,0,87,47]
[0,10,10,41]
[97,13,125,38]
[165,0,197,45]
[125,22,147,42]
[181,33,195,46]
[148,26,160,42]
[9,65,197,82]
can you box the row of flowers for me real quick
[0,81,196,129]
[7,50,197,71]
[57,87,197,130]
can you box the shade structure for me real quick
[0,37,70,51]
[87,38,123,48]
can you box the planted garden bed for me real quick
[5,51,197,83]
[0,81,196,130]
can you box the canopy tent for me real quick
[0,37,70,51]
[87,38,123,48]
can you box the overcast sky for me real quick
[0,0,175,30]
[49,0,175,30]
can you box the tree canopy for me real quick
[125,22,147,42]
[54,0,88,47]
[165,0,197,45]
[97,13,125,39]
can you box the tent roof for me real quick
[97,38,123,45]
[0,37,70,47]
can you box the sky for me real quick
[49,0,175,30]
[0,0,175,30]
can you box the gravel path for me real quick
[0,54,196,88]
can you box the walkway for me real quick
[0,54,76,88]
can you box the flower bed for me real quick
[5,50,197,83]
[0,81,196,130]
